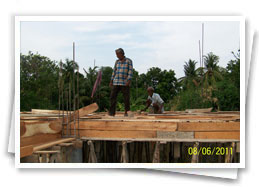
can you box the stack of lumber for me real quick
[20,103,98,158]
[64,112,240,141]
[20,104,240,158]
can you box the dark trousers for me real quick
[109,85,130,115]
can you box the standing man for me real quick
[142,87,164,114]
[109,48,133,116]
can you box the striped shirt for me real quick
[111,57,133,86]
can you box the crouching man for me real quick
[142,87,164,114]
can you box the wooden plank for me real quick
[157,131,194,139]
[49,103,98,132]
[194,132,240,140]
[155,115,239,120]
[21,103,99,137]
[186,108,212,113]
[59,143,74,147]
[34,150,60,154]
[33,138,76,151]
[20,145,33,158]
[21,133,61,147]
[67,130,157,139]
[75,103,99,119]
[81,137,240,142]
[32,109,69,114]
[178,122,240,132]
[21,121,60,138]
[66,121,177,132]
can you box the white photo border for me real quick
[15,16,245,168]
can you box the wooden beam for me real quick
[20,145,33,158]
[21,121,60,138]
[34,150,60,154]
[67,121,177,132]
[31,109,69,114]
[49,103,99,131]
[74,103,99,120]
[33,138,76,152]
[185,108,212,113]
[178,122,240,132]
[65,130,157,139]
[59,143,74,147]
[21,134,61,147]
[154,115,239,120]
[194,131,240,140]
[21,103,99,137]
[81,137,240,143]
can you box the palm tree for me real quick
[62,59,79,84]
[179,59,199,89]
[203,52,223,88]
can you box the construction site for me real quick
[20,103,240,163]
[20,23,241,164]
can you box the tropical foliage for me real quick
[20,50,240,112]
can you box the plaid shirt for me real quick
[111,57,133,86]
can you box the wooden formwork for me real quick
[20,104,240,163]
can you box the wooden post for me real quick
[152,141,160,163]
[217,143,223,163]
[88,140,97,163]
[137,142,143,163]
[191,142,199,163]
[39,154,43,163]
[225,142,235,163]
[234,142,240,163]
[120,141,129,163]
[173,142,181,163]
[165,142,170,163]
[95,141,101,162]
[145,142,150,163]
[46,153,50,163]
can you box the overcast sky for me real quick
[21,21,240,78]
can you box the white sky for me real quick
[21,21,240,78]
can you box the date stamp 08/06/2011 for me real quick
[188,146,234,156]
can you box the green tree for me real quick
[20,52,59,111]
[179,59,199,89]
[212,50,240,111]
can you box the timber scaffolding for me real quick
[20,103,240,164]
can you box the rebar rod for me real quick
[199,40,202,68]
[58,61,61,118]
[69,80,72,136]
[73,42,76,137]
[77,63,80,138]
[66,91,69,137]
